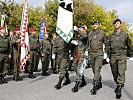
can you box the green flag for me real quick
[56,0,74,43]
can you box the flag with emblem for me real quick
[56,0,74,43]
[39,17,47,39]
[20,0,30,71]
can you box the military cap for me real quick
[30,28,36,32]
[14,27,20,31]
[93,20,100,25]
[113,18,122,24]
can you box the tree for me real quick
[0,0,22,31]
[44,0,59,34]
[0,0,132,42]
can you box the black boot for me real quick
[97,82,102,89]
[0,75,8,84]
[63,72,71,85]
[54,78,63,89]
[24,66,29,73]
[28,72,36,79]
[115,86,119,93]
[90,83,98,95]
[79,76,86,87]
[42,70,50,76]
[13,74,23,81]
[68,66,74,71]
[53,70,58,74]
[63,77,71,85]
[71,81,80,92]
[116,85,122,99]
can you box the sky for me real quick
[13,0,133,31]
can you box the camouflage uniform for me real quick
[11,34,23,81]
[41,37,51,74]
[72,30,88,82]
[0,35,10,75]
[108,31,133,86]
[89,30,107,84]
[28,35,39,78]
[54,35,70,89]
[71,29,88,92]
[0,35,10,83]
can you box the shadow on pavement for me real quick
[102,80,116,89]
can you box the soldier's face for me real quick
[114,21,121,29]
[44,34,48,39]
[0,28,6,33]
[15,30,20,35]
[9,31,14,36]
[93,23,99,30]
[31,31,36,36]
[53,34,56,39]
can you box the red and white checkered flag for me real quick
[20,0,30,71]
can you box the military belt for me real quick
[111,48,126,54]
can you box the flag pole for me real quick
[72,0,79,63]
[15,37,21,81]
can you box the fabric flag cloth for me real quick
[1,15,5,27]
[39,18,47,39]
[20,0,30,71]
[1,14,8,33]
[56,0,74,43]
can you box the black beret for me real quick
[113,18,122,24]
[93,20,100,25]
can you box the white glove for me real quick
[103,53,107,59]
[70,57,73,60]
[41,54,44,57]
[74,26,78,31]
[84,51,88,56]
[71,40,78,45]
[52,54,56,59]
[129,57,133,61]
[106,58,110,63]
[9,55,11,58]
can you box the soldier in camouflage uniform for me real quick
[89,20,108,95]
[41,33,51,76]
[107,19,133,99]
[71,25,88,92]
[51,33,59,74]
[11,28,23,81]
[28,28,39,78]
[54,34,70,89]
[0,26,10,84]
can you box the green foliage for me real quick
[0,0,22,31]
[44,0,59,34]
[0,0,132,42]
[28,6,46,35]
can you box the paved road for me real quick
[0,60,133,100]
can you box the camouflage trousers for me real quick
[110,54,127,86]
[0,53,9,76]
[58,52,69,79]
[90,54,103,83]
[28,51,38,73]
[41,53,50,71]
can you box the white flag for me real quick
[1,15,5,27]
[20,0,30,71]
[56,0,74,43]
